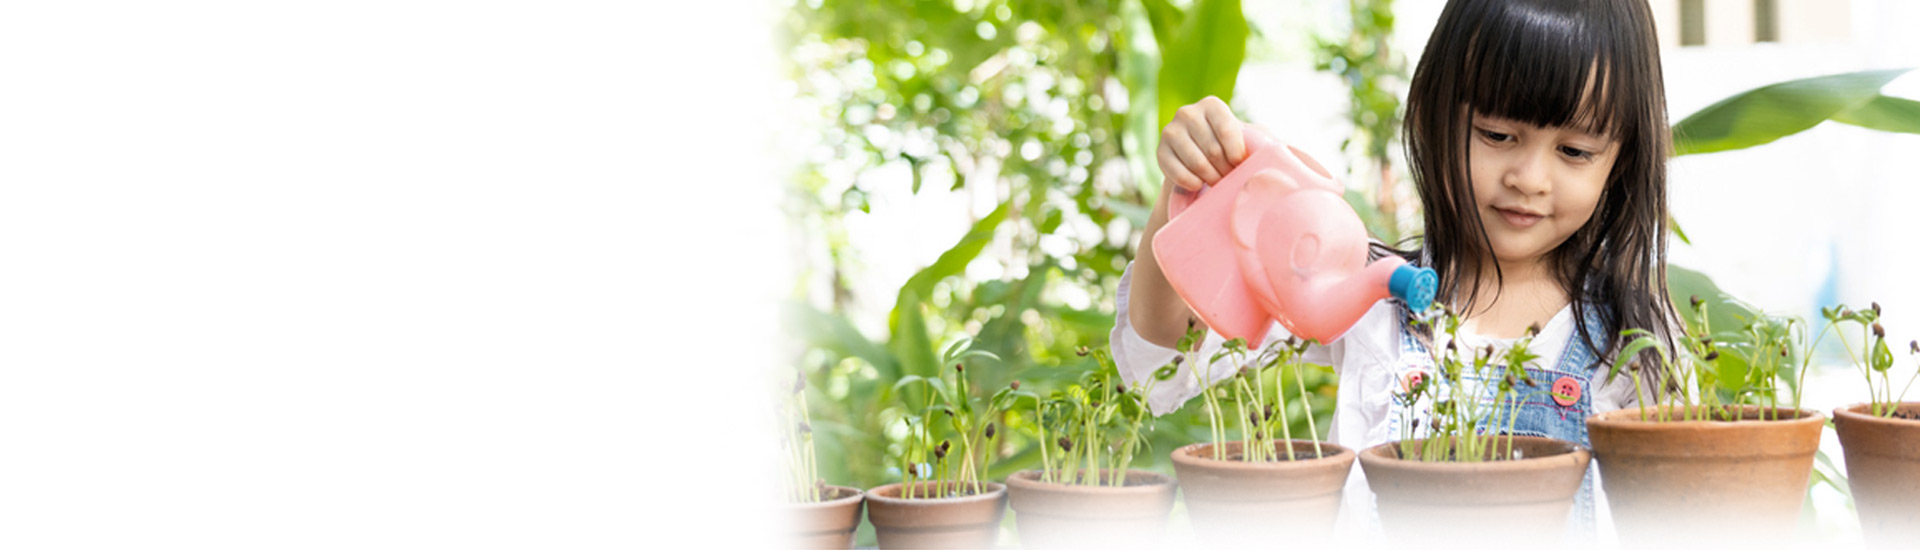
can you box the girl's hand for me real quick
[1157,96,1248,193]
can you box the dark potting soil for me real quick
[1892,410,1920,421]
[1223,450,1329,462]
[1044,472,1164,487]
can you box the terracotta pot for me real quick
[1587,405,1823,544]
[1005,469,1176,549]
[1170,440,1353,544]
[864,481,1006,549]
[1834,402,1920,545]
[1358,436,1589,541]
[787,485,864,549]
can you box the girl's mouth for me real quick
[1494,206,1545,228]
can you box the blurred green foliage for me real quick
[779,0,1338,514]
[780,0,1919,530]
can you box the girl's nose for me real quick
[1503,148,1551,196]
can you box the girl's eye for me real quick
[1478,129,1513,143]
[1558,145,1593,160]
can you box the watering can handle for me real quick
[1167,126,1276,219]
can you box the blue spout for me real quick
[1389,264,1438,312]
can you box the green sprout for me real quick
[1024,344,1158,487]
[1609,295,1824,422]
[1394,305,1538,462]
[781,368,824,502]
[1823,303,1920,419]
[1171,323,1327,462]
[891,338,1012,499]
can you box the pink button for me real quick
[1552,376,1581,407]
[1401,369,1428,393]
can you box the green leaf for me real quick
[1609,329,1671,382]
[1039,208,1064,234]
[1831,94,1920,134]
[1118,0,1166,199]
[1667,264,1755,336]
[892,201,1012,326]
[891,290,941,391]
[1673,68,1914,156]
[1155,0,1248,129]
[1873,337,1895,372]
[786,302,900,381]
[1813,448,1852,498]
[1668,215,1691,246]
[1139,0,1182,51]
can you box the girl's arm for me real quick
[1113,261,1231,415]
[1113,261,1345,416]
[1130,97,1248,348]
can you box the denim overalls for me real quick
[1382,305,1607,534]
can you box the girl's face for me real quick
[1467,112,1620,268]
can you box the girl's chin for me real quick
[1488,245,1552,266]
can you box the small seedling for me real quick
[1023,344,1158,486]
[1393,305,1539,462]
[1170,323,1327,462]
[1823,302,1920,419]
[780,368,825,502]
[891,338,1018,499]
[1610,295,1818,422]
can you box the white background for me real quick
[0,1,778,547]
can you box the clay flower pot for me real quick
[1358,436,1590,541]
[787,485,865,549]
[1587,405,1823,544]
[1004,469,1176,549]
[864,481,1007,549]
[1834,402,1920,544]
[1169,440,1353,544]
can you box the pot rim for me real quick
[863,481,1006,506]
[1004,469,1175,495]
[1356,435,1589,471]
[788,485,864,509]
[1587,404,1826,430]
[1833,402,1920,423]
[1169,440,1354,469]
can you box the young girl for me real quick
[1115,0,1677,536]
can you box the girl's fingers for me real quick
[1157,138,1203,192]
[1189,120,1236,181]
[1169,134,1224,185]
[1204,103,1248,165]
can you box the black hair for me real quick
[1390,0,1679,392]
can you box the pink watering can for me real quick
[1152,127,1436,346]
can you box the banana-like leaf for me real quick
[891,290,940,403]
[1673,68,1915,156]
[1832,94,1920,134]
[891,201,1011,330]
[1155,0,1248,128]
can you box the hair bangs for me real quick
[1463,1,1629,139]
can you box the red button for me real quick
[1401,369,1428,393]
[1551,376,1581,406]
